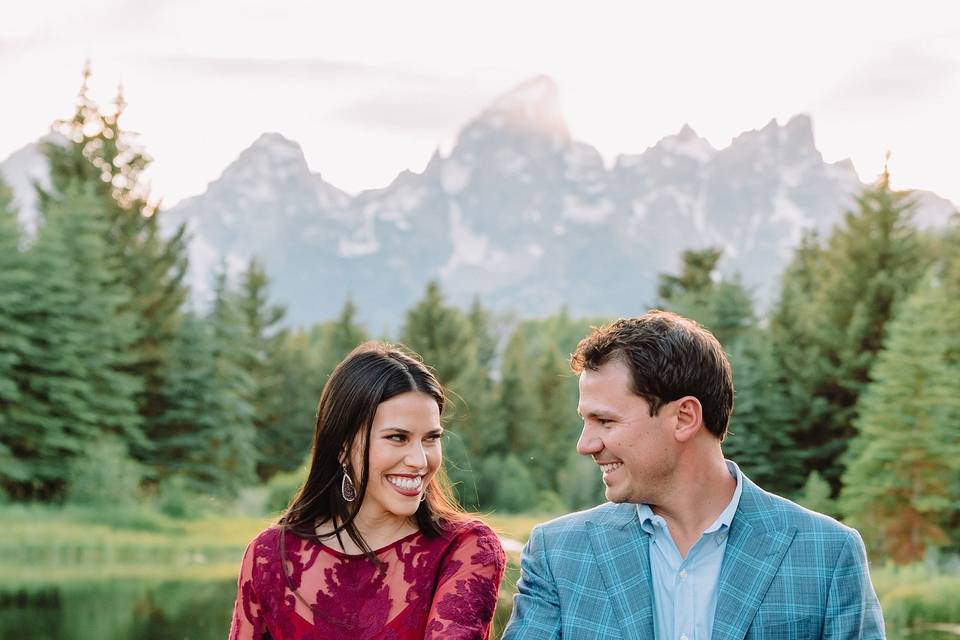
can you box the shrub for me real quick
[66,438,143,506]
[881,577,960,629]
[265,464,307,515]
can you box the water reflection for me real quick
[0,579,234,640]
[1,579,957,640]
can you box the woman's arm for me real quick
[425,522,506,640]
[228,537,268,640]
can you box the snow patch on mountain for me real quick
[441,159,471,194]
[338,234,379,257]
[562,195,614,223]
[441,202,502,275]
[771,187,813,248]
[0,136,63,235]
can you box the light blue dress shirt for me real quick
[637,460,743,640]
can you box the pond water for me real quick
[0,579,235,639]
[0,577,956,640]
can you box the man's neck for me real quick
[649,453,736,558]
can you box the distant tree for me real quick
[150,311,255,495]
[399,281,472,387]
[6,183,142,498]
[235,258,292,480]
[40,64,189,460]
[772,172,931,493]
[530,345,578,493]
[204,271,259,493]
[796,471,839,519]
[723,333,804,494]
[496,329,538,457]
[657,247,723,302]
[0,178,33,490]
[841,267,960,563]
[317,298,368,381]
[656,248,754,347]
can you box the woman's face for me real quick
[350,391,443,526]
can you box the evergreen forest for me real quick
[2,73,959,573]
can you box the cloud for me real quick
[325,81,511,136]
[819,38,960,114]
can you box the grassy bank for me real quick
[0,504,544,572]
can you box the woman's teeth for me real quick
[387,475,423,490]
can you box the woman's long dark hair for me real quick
[278,341,467,560]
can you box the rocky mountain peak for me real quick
[471,75,570,141]
[653,124,716,163]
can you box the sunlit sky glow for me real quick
[2,0,959,206]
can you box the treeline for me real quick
[1,76,959,564]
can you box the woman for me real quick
[230,342,505,640]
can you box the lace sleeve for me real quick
[425,522,506,640]
[228,536,267,640]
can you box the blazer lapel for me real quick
[711,478,797,640]
[587,506,655,640]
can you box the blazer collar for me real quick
[711,474,798,640]
[586,504,655,640]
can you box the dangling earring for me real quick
[341,463,356,502]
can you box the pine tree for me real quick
[656,248,754,347]
[840,268,960,563]
[235,258,291,480]
[40,65,189,459]
[530,345,578,494]
[0,178,33,489]
[722,333,804,494]
[205,270,258,493]
[773,173,930,493]
[8,182,142,497]
[317,298,369,381]
[150,311,256,495]
[497,329,539,456]
[399,281,472,387]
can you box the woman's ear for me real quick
[673,396,703,443]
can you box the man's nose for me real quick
[576,425,601,456]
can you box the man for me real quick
[503,311,884,639]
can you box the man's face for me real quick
[576,358,677,504]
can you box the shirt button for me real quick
[679,569,688,580]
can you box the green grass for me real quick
[0,504,271,570]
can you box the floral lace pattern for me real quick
[229,521,505,640]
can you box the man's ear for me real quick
[673,396,703,443]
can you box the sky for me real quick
[2,0,959,207]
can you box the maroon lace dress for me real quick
[229,520,505,640]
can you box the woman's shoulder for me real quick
[242,525,288,560]
[436,517,498,541]
[438,518,505,565]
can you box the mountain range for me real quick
[2,76,956,330]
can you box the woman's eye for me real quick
[426,433,444,442]
[387,434,406,442]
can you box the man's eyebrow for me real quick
[579,409,619,419]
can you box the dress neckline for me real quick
[312,528,423,558]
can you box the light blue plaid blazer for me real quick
[503,473,884,639]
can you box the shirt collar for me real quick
[637,460,742,535]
